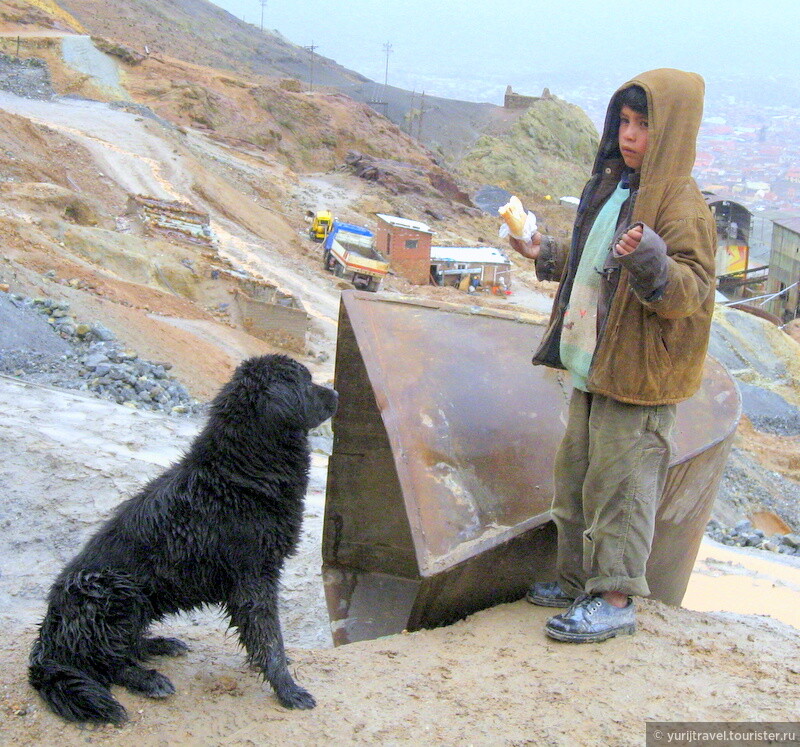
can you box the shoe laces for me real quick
[565,593,601,616]
[585,597,603,616]
[566,593,589,612]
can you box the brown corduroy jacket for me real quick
[532,68,716,405]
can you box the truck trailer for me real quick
[323,221,389,292]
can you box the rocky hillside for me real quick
[57,0,363,87]
[46,0,509,162]
[3,0,600,177]
[458,93,599,199]
[0,0,83,33]
[0,21,529,407]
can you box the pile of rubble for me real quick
[706,518,800,556]
[0,52,54,100]
[345,150,473,207]
[1,293,202,415]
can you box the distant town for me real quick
[693,98,800,214]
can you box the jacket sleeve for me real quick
[534,235,569,282]
[615,218,715,319]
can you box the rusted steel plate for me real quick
[323,290,740,645]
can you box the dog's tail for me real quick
[29,659,127,725]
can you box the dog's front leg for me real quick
[226,581,315,710]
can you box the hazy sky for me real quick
[210,0,800,104]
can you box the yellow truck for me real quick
[308,210,333,241]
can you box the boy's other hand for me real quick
[615,225,643,255]
[510,231,542,260]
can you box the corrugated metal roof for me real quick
[773,216,800,234]
[430,246,510,265]
[375,213,434,234]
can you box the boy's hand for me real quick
[509,232,542,260]
[615,224,643,255]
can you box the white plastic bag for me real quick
[498,210,538,242]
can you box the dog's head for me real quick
[212,355,338,432]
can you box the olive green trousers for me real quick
[552,389,676,598]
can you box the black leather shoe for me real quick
[526,580,575,608]
[545,594,636,643]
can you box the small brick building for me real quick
[375,214,435,285]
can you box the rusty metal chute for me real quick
[323,291,740,645]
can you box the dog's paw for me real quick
[143,671,176,699]
[277,685,316,710]
[122,668,176,699]
[144,636,190,657]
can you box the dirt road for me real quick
[0,89,343,336]
[0,91,188,200]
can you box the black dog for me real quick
[29,354,338,725]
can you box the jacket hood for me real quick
[594,68,705,186]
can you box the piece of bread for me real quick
[498,195,526,236]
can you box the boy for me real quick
[507,69,716,642]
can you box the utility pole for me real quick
[405,90,416,134]
[418,91,426,141]
[305,42,318,92]
[259,0,267,32]
[382,42,393,109]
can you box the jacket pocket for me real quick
[602,247,621,274]
[656,317,674,360]
[645,312,671,369]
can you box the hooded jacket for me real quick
[532,68,716,405]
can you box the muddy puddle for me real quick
[684,537,800,629]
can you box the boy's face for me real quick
[618,105,648,171]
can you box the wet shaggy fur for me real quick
[29,355,338,725]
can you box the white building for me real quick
[429,246,512,289]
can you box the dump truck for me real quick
[322,221,389,292]
[308,210,333,241]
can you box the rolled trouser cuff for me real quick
[556,575,587,599]
[585,574,650,598]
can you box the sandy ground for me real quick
[2,375,800,746]
[3,602,798,746]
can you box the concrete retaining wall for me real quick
[236,290,309,353]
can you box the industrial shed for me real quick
[704,195,752,276]
[766,215,800,322]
